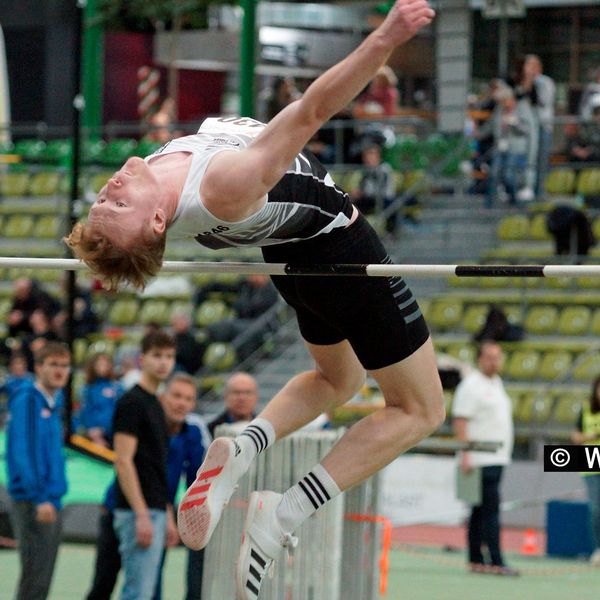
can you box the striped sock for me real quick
[235,418,276,471]
[275,464,341,534]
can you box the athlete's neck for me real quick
[149,152,192,224]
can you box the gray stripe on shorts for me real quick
[404,307,423,323]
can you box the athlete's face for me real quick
[89,157,163,249]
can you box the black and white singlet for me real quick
[147,116,354,250]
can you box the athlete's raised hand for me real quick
[378,0,436,48]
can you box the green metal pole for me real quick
[240,0,257,117]
[82,0,104,133]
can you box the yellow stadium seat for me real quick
[591,309,600,335]
[444,343,476,365]
[33,215,61,239]
[572,355,600,382]
[108,299,140,327]
[553,393,585,425]
[577,168,600,197]
[428,299,464,331]
[524,306,559,335]
[544,169,576,195]
[497,215,530,241]
[539,351,573,381]
[529,213,551,241]
[506,350,541,380]
[4,214,35,238]
[29,171,62,196]
[139,300,171,326]
[0,172,30,196]
[461,305,488,334]
[557,306,592,336]
[516,392,553,423]
[195,299,231,327]
[203,342,236,371]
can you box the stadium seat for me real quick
[82,138,107,165]
[516,392,553,423]
[461,305,488,334]
[497,215,530,241]
[168,301,195,321]
[444,343,476,365]
[506,350,541,380]
[28,171,62,197]
[4,214,35,238]
[0,298,12,321]
[544,168,576,195]
[428,299,463,331]
[590,309,600,335]
[539,351,573,381]
[42,139,72,165]
[87,339,117,359]
[89,172,112,194]
[577,168,600,197]
[73,338,89,366]
[572,355,600,382]
[13,139,46,163]
[557,306,592,336]
[524,306,559,335]
[139,300,171,326]
[134,139,162,158]
[528,213,551,241]
[33,215,61,239]
[100,139,138,167]
[195,299,231,327]
[0,172,30,196]
[108,299,140,327]
[203,342,236,371]
[552,393,585,425]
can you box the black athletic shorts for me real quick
[261,213,430,370]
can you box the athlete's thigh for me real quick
[367,336,443,411]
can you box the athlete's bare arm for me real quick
[201,0,434,221]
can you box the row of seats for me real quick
[425,299,600,336]
[328,168,428,195]
[0,213,65,239]
[439,341,599,382]
[497,211,600,242]
[0,170,115,198]
[544,167,600,197]
[1,138,162,167]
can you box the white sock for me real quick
[234,417,276,472]
[276,464,341,534]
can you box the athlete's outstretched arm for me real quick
[201,0,434,218]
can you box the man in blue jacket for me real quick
[86,372,211,600]
[6,342,71,600]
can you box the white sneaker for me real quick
[235,491,298,600]
[177,437,243,550]
[590,548,600,567]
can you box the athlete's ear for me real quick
[152,208,167,236]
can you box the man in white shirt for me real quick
[452,341,518,576]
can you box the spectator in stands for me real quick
[206,275,279,361]
[208,372,258,437]
[52,275,100,340]
[452,341,518,576]
[117,347,142,391]
[79,353,123,448]
[21,309,61,371]
[566,104,600,164]
[579,67,600,122]
[86,373,210,600]
[111,331,176,600]
[523,54,556,200]
[171,311,206,375]
[349,143,397,232]
[473,305,524,343]
[0,351,34,426]
[485,84,535,207]
[571,375,600,567]
[6,342,71,600]
[546,205,596,257]
[263,77,301,122]
[8,278,61,338]
[353,65,400,117]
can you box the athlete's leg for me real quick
[258,339,366,438]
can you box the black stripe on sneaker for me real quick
[298,480,320,510]
[307,471,331,501]
[246,580,259,596]
[251,548,267,569]
[302,475,325,505]
[246,425,268,451]
[240,430,261,453]
[249,564,261,582]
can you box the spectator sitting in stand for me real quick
[566,104,600,164]
[170,311,207,375]
[7,278,61,338]
[473,305,524,343]
[579,67,600,122]
[350,143,397,233]
[79,353,123,448]
[262,77,301,122]
[208,372,259,437]
[206,275,279,361]
[52,275,100,341]
[353,65,400,117]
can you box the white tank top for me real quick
[145,117,353,250]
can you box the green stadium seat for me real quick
[557,306,592,336]
[203,342,236,371]
[591,309,600,335]
[73,338,89,366]
[572,355,600,382]
[82,138,107,165]
[524,306,559,335]
[139,300,171,326]
[344,170,363,193]
[544,169,576,195]
[539,351,573,381]
[529,213,551,241]
[108,299,140,326]
[87,339,117,359]
[33,215,61,239]
[195,299,231,327]
[134,139,162,158]
[444,342,476,365]
[4,214,35,238]
[497,215,530,241]
[0,172,30,196]
[0,298,12,321]
[506,350,541,380]
[552,393,585,425]
[516,392,553,423]
[100,139,138,167]
[29,171,62,196]
[42,139,72,165]
[13,139,46,162]
[577,168,600,197]
[428,299,463,331]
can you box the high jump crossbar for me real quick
[3,257,600,278]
